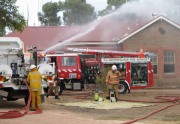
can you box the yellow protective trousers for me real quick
[31,91,42,109]
[106,84,119,98]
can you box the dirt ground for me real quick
[0,88,180,124]
[47,88,180,124]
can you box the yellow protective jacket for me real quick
[27,69,42,91]
[106,70,121,84]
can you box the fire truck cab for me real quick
[45,53,98,95]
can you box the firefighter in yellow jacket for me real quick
[105,65,121,99]
[27,65,42,111]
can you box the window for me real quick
[62,57,76,66]
[149,51,158,74]
[164,50,175,73]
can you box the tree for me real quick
[0,27,6,36]
[95,67,109,93]
[0,0,26,36]
[38,0,96,26]
[38,1,64,26]
[98,0,130,16]
[63,0,96,25]
[107,0,127,9]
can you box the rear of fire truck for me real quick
[102,57,154,94]
[0,37,30,104]
[66,48,154,94]
[24,49,56,97]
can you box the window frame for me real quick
[148,51,158,74]
[62,56,76,66]
[163,50,175,74]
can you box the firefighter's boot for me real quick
[55,96,59,99]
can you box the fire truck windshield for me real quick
[62,57,76,66]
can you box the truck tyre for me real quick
[57,80,65,95]
[118,81,128,94]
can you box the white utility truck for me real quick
[0,37,48,104]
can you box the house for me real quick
[118,15,180,88]
[5,15,180,88]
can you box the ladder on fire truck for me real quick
[67,48,148,58]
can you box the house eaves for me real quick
[117,15,180,44]
[67,41,117,46]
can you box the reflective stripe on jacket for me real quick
[27,70,42,91]
[106,70,121,84]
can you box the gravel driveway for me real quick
[0,89,180,124]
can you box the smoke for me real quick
[108,0,180,23]
[44,22,97,52]
[93,0,180,42]
[44,0,179,52]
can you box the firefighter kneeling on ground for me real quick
[27,65,42,111]
[46,77,60,99]
[105,65,121,100]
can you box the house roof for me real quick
[6,12,178,52]
[117,15,180,44]
[5,26,85,51]
[71,15,150,42]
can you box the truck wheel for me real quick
[57,81,65,95]
[118,82,128,94]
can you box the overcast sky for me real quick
[16,0,107,26]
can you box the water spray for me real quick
[44,0,179,53]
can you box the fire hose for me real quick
[120,95,180,124]
[73,90,180,124]
[0,81,42,119]
[74,90,94,100]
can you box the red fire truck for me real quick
[42,48,153,95]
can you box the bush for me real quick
[95,66,110,93]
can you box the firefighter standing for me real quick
[46,77,60,99]
[105,65,121,100]
[27,65,42,111]
[54,78,59,99]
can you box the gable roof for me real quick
[5,10,154,52]
[71,16,150,42]
[5,20,147,51]
[5,26,85,51]
[117,15,180,44]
